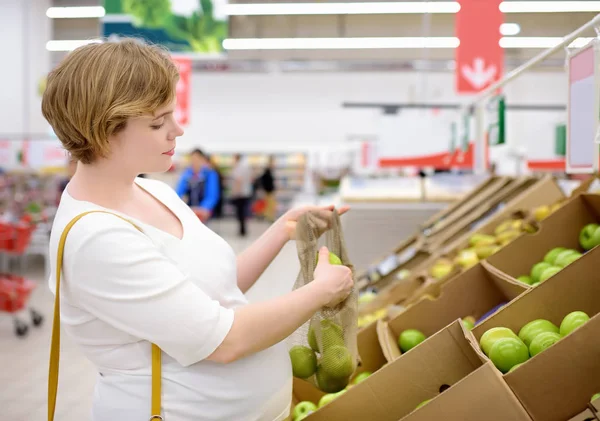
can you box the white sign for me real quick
[566,40,600,174]
[461,58,497,90]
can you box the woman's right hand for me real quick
[312,246,354,308]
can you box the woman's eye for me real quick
[151,124,164,130]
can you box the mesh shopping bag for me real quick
[289,210,359,393]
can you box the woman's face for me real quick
[110,101,184,175]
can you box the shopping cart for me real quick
[0,274,43,336]
[0,218,44,337]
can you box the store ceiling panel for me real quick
[49,1,600,71]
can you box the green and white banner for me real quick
[103,0,228,55]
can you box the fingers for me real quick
[316,246,330,266]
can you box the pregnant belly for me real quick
[93,342,292,421]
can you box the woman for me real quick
[175,148,220,222]
[42,39,352,421]
[230,153,253,237]
[260,155,277,222]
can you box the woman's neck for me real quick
[67,159,139,207]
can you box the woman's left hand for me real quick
[280,204,350,241]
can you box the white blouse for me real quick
[48,177,292,421]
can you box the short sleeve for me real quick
[61,213,234,367]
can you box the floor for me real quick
[0,219,301,421]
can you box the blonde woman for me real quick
[43,39,352,421]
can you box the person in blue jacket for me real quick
[175,148,220,222]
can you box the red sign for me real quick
[172,56,191,126]
[456,0,503,94]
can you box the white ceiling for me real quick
[49,1,600,71]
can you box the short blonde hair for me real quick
[42,39,179,164]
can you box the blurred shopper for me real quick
[209,155,225,220]
[175,148,219,222]
[260,156,277,222]
[230,153,253,237]
[43,39,352,421]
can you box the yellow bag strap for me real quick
[48,210,163,421]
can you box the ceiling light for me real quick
[46,39,102,52]
[46,6,105,18]
[224,2,460,16]
[500,1,600,13]
[500,23,521,36]
[499,37,594,48]
[223,37,460,50]
[224,1,600,15]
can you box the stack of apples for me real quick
[358,308,388,328]
[517,247,582,286]
[516,222,600,286]
[291,371,372,420]
[479,311,590,373]
[428,216,537,281]
[289,319,355,393]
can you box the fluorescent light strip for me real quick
[500,23,521,36]
[45,1,600,19]
[499,37,594,48]
[46,6,105,18]
[223,37,460,50]
[224,2,460,16]
[224,1,600,15]
[223,36,596,50]
[46,39,102,52]
[501,1,600,13]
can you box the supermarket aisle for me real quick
[0,219,300,421]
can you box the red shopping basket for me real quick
[0,221,34,253]
[0,275,36,313]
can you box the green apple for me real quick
[529,331,562,357]
[316,251,343,266]
[592,393,600,402]
[488,337,530,373]
[479,327,519,356]
[518,319,559,347]
[560,311,590,336]
[530,262,552,283]
[317,390,345,407]
[289,346,317,379]
[293,401,317,420]
[462,318,475,330]
[517,275,533,285]
[579,223,600,250]
[539,266,562,282]
[508,362,525,373]
[358,291,377,305]
[543,247,567,265]
[316,365,349,393]
[308,319,345,352]
[398,329,427,353]
[320,345,354,379]
[415,398,432,410]
[555,251,582,268]
[352,371,372,385]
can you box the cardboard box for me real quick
[296,320,531,421]
[356,239,435,293]
[380,263,527,360]
[568,409,598,421]
[424,176,560,249]
[471,246,600,421]
[420,176,512,237]
[439,175,564,254]
[356,234,426,290]
[484,193,600,280]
